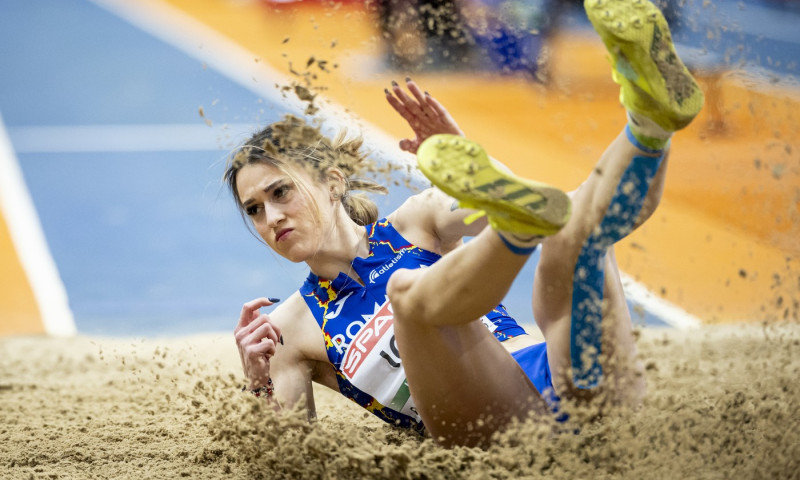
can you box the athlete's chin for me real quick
[274,244,314,264]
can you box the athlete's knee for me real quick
[536,237,582,283]
[387,268,428,324]
[386,268,418,318]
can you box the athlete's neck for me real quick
[306,211,369,282]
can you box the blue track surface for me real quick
[2,0,794,336]
[0,0,305,335]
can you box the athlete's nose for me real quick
[264,201,285,228]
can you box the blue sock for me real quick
[625,124,667,155]
[498,232,540,255]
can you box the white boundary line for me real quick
[0,113,76,336]
[90,0,703,328]
[88,0,424,180]
[620,273,701,329]
[8,123,257,153]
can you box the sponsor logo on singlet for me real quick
[368,250,406,283]
[480,315,497,332]
[339,299,420,421]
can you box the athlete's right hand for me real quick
[234,297,282,390]
[385,78,465,154]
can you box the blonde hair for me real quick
[224,115,387,226]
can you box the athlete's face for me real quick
[236,162,331,263]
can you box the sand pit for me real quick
[1,323,798,479]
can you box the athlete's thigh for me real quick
[393,318,547,447]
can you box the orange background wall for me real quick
[161,0,800,323]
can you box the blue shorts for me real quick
[511,342,564,419]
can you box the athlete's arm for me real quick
[385,80,493,251]
[234,294,326,419]
[390,188,488,255]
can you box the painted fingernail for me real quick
[391,80,398,87]
[384,88,390,95]
[405,76,412,83]
[279,335,284,345]
[424,91,430,96]
[268,297,281,303]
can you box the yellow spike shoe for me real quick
[585,0,704,131]
[417,134,571,237]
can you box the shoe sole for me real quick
[417,134,571,236]
[585,0,704,131]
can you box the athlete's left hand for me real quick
[234,297,282,391]
[385,79,465,154]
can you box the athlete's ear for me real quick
[326,168,347,200]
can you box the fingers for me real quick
[398,138,416,153]
[236,297,278,329]
[235,312,280,347]
[388,79,463,131]
[404,79,427,109]
[385,89,415,122]
[424,94,449,121]
[423,94,465,136]
[399,139,424,154]
[235,316,261,344]
[236,315,281,382]
[244,317,282,351]
[405,79,450,124]
[234,299,281,387]
[244,337,278,360]
[390,80,427,120]
[389,80,415,106]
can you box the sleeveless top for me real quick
[299,218,527,433]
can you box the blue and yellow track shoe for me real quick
[417,134,571,237]
[585,0,704,131]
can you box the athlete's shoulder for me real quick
[391,187,482,253]
[387,188,450,253]
[392,187,455,220]
[270,291,328,363]
[269,291,314,335]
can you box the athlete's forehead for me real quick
[236,162,285,206]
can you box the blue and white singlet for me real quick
[299,218,527,433]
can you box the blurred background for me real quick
[1,0,797,337]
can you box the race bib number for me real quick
[340,300,420,421]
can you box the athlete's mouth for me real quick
[275,228,293,242]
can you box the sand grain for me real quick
[1,324,798,479]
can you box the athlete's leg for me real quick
[387,229,551,448]
[385,142,573,447]
[533,134,666,402]
[532,0,703,403]
[386,0,703,444]
[387,132,655,446]
[535,243,647,407]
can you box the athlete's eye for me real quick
[274,184,291,199]
[245,204,262,216]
